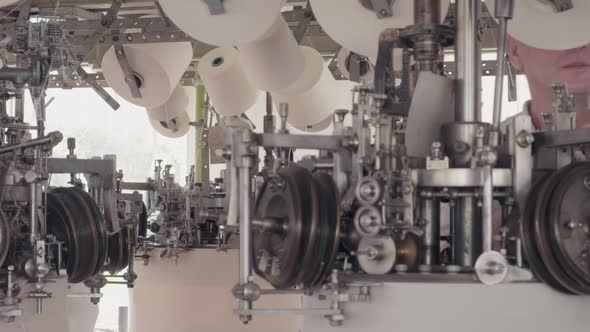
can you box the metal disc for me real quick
[357,236,397,275]
[72,187,109,276]
[354,205,383,237]
[547,163,590,291]
[533,164,589,294]
[520,174,570,293]
[252,166,311,289]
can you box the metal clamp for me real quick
[113,44,142,99]
[202,0,225,15]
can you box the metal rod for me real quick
[238,166,252,312]
[454,0,482,122]
[420,198,440,265]
[452,196,482,266]
[0,131,63,155]
[482,165,493,252]
[491,0,515,144]
[29,183,37,244]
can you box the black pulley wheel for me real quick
[105,228,130,274]
[547,163,590,291]
[520,174,570,293]
[297,170,321,288]
[252,166,313,289]
[0,211,10,268]
[533,163,590,294]
[309,172,341,288]
[52,188,100,283]
[72,187,109,276]
[138,203,148,238]
[46,192,82,282]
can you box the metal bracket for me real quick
[549,0,574,12]
[506,55,518,102]
[202,0,226,15]
[293,1,313,44]
[370,0,394,18]
[113,44,142,98]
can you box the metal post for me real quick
[239,166,252,311]
[482,165,493,252]
[491,0,515,145]
[118,306,129,332]
[420,198,440,266]
[452,196,482,266]
[29,183,38,244]
[454,0,482,122]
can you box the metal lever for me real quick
[506,55,518,102]
[490,0,515,146]
[74,66,121,111]
[549,0,574,12]
[369,0,394,18]
[113,44,142,99]
[202,0,225,15]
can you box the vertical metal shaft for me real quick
[413,0,441,72]
[14,89,24,122]
[29,183,37,244]
[454,0,482,122]
[119,306,129,332]
[491,18,508,135]
[452,196,482,266]
[420,198,440,265]
[239,166,252,311]
[482,165,493,252]
[491,0,515,143]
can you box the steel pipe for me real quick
[454,0,482,122]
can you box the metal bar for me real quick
[238,166,252,313]
[491,0,515,145]
[113,44,142,98]
[491,18,508,137]
[420,198,440,266]
[0,131,63,155]
[258,133,349,151]
[532,128,590,148]
[454,0,482,122]
[234,309,340,316]
[482,165,493,252]
[29,183,38,244]
[452,196,482,266]
[119,182,154,191]
[411,168,512,187]
[195,85,206,185]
